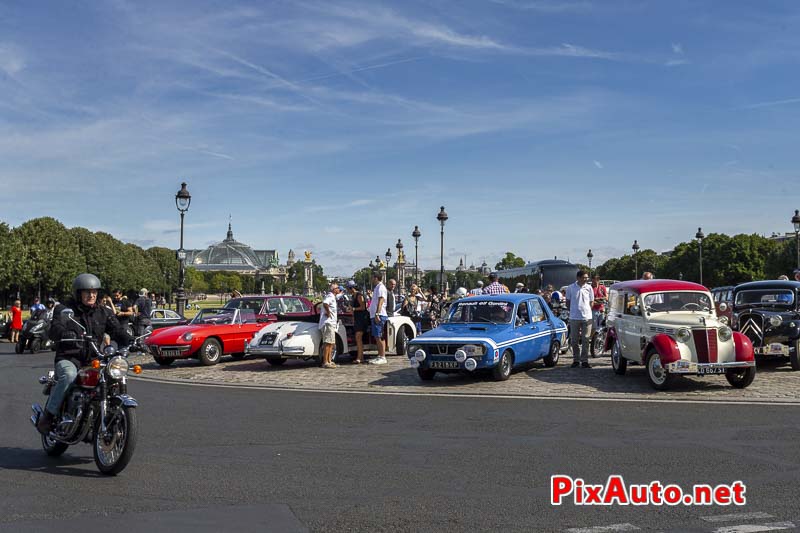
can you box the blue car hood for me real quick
[410,322,510,342]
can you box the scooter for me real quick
[15,309,53,354]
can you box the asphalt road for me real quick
[1,343,799,533]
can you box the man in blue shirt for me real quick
[30,297,45,315]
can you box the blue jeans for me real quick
[371,315,388,338]
[45,360,78,416]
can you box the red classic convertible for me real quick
[145,296,317,366]
[145,307,265,366]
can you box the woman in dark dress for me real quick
[346,281,370,364]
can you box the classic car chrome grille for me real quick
[738,313,763,347]
[416,344,483,356]
[649,326,676,334]
[260,332,278,346]
[692,328,718,364]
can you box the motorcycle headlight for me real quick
[718,326,732,342]
[182,332,194,342]
[676,328,692,343]
[107,356,129,379]
[769,316,782,328]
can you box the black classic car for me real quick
[732,280,800,370]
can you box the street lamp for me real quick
[385,248,392,266]
[395,238,406,294]
[412,225,421,285]
[437,206,448,295]
[632,240,640,279]
[587,249,593,273]
[792,209,800,270]
[175,182,191,317]
[695,227,705,286]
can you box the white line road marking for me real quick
[130,375,800,406]
[566,525,640,533]
[713,522,795,533]
[702,513,775,523]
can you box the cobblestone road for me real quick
[127,351,800,403]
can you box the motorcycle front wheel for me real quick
[93,406,137,476]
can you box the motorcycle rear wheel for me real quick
[93,406,137,476]
[30,338,42,354]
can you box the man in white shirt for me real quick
[469,281,484,296]
[565,270,594,368]
[319,283,340,369]
[368,273,388,364]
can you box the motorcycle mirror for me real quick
[60,308,74,319]
[103,345,117,357]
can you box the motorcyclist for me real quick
[36,273,132,435]
[44,297,57,321]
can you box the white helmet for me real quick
[456,287,468,298]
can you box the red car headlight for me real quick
[182,332,194,342]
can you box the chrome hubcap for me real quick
[649,354,666,384]
[96,411,127,466]
[612,344,620,367]
[502,355,510,375]
[206,345,219,360]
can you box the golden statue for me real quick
[304,250,312,262]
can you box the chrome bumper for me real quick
[665,360,755,373]
[245,343,306,356]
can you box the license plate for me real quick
[698,367,725,374]
[430,361,459,369]
[161,349,181,357]
[768,343,788,355]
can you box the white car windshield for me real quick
[449,300,514,324]
[190,308,236,325]
[643,292,712,313]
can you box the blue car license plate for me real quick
[430,361,459,369]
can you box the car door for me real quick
[618,292,643,359]
[527,299,550,360]
[509,301,534,363]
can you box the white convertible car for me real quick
[245,313,418,366]
[245,318,350,366]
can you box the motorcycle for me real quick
[30,309,144,476]
[590,308,609,357]
[15,309,53,354]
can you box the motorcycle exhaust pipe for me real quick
[30,404,43,427]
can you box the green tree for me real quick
[185,267,208,293]
[596,249,666,281]
[14,217,85,297]
[145,247,180,297]
[495,252,526,271]
[0,222,31,297]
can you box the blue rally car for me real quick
[408,294,568,381]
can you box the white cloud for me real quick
[593,160,603,169]
[671,42,683,54]
[488,0,592,12]
[0,43,25,77]
[741,97,800,109]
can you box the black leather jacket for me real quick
[49,300,132,367]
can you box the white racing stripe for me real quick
[566,524,640,533]
[703,513,775,523]
[713,522,795,533]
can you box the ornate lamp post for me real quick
[175,182,191,317]
[377,255,386,280]
[632,240,640,280]
[412,225,421,285]
[695,227,705,285]
[437,206,448,295]
[395,239,406,294]
[792,209,800,270]
[587,249,593,273]
[385,248,392,269]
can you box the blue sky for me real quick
[1,1,799,276]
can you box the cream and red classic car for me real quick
[604,280,755,390]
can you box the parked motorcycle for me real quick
[15,309,53,354]
[590,308,609,357]
[30,309,143,476]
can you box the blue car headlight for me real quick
[414,349,426,362]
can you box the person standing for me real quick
[514,283,527,293]
[368,273,388,365]
[346,281,369,364]
[10,300,23,344]
[591,275,608,331]
[403,283,424,334]
[794,269,800,282]
[482,273,507,295]
[30,297,45,315]
[565,270,594,368]
[319,283,340,369]
[642,271,654,280]
[133,288,152,336]
[112,289,135,331]
[386,279,397,317]
[469,280,484,296]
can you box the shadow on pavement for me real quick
[0,447,100,478]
